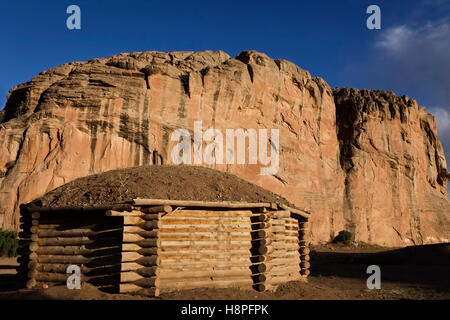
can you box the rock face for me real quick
[334,88,450,245]
[0,50,448,246]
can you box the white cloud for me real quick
[374,19,450,162]
[376,25,414,52]
[429,107,450,133]
[376,19,450,54]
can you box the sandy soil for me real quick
[1,243,449,300]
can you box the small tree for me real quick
[333,230,353,245]
[0,229,19,257]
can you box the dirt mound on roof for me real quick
[33,165,292,207]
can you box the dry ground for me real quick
[1,243,448,300]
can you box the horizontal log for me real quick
[33,263,121,275]
[159,252,252,260]
[159,248,251,256]
[130,248,160,255]
[137,287,160,297]
[300,269,310,276]
[255,230,284,238]
[260,263,300,272]
[256,270,300,282]
[136,239,160,247]
[165,210,255,218]
[123,233,145,243]
[266,274,301,285]
[251,238,272,246]
[158,268,251,279]
[160,244,251,252]
[29,242,39,252]
[159,234,252,242]
[270,210,291,218]
[31,272,120,285]
[120,283,157,293]
[161,216,253,223]
[121,262,142,272]
[33,254,88,264]
[141,213,163,221]
[301,254,310,262]
[26,278,37,289]
[121,252,159,264]
[106,210,141,217]
[35,228,122,238]
[35,254,121,265]
[161,240,251,247]
[258,243,299,255]
[278,204,311,219]
[263,250,299,259]
[141,205,172,213]
[36,237,122,246]
[137,221,161,230]
[256,259,300,272]
[27,261,38,270]
[133,198,271,209]
[122,277,159,288]
[300,261,310,268]
[123,216,146,225]
[35,245,121,256]
[120,271,144,283]
[136,256,161,267]
[31,212,40,219]
[159,259,252,269]
[158,277,253,290]
[253,283,277,292]
[135,266,159,277]
[25,203,133,214]
[123,226,159,236]
[159,226,253,233]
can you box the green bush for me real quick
[333,230,353,245]
[0,229,19,257]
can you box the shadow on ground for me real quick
[310,243,450,291]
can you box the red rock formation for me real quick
[0,50,448,246]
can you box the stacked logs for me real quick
[22,210,123,291]
[106,206,167,297]
[252,210,301,291]
[18,200,311,294]
[155,208,256,292]
[16,205,33,285]
[298,219,310,277]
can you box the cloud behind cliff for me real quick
[352,17,450,164]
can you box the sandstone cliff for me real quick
[0,50,448,246]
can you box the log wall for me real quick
[18,200,311,296]
[18,209,123,292]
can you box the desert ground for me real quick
[1,243,448,300]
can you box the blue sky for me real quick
[1,0,450,161]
